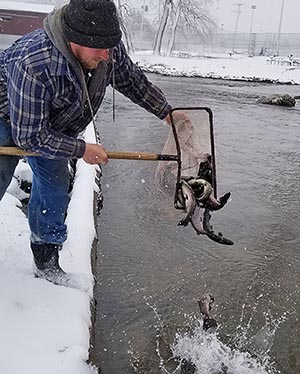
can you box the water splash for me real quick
[229,283,289,362]
[130,299,285,374]
[169,309,287,374]
[170,323,277,374]
[237,311,288,361]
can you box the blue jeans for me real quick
[0,118,70,245]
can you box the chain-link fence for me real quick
[132,32,300,58]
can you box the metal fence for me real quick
[133,33,300,58]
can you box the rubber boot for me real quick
[31,242,90,292]
[31,242,66,284]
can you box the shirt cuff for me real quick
[72,139,86,159]
[157,102,172,120]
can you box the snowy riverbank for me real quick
[131,51,300,85]
[0,125,99,374]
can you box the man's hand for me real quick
[164,110,191,125]
[83,143,108,165]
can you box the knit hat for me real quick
[62,0,122,49]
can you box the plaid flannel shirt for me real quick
[0,29,171,159]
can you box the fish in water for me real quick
[179,293,225,374]
[157,293,228,374]
[198,293,218,332]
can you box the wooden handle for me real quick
[0,146,177,161]
[0,146,37,156]
[106,151,159,160]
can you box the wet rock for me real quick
[257,94,296,107]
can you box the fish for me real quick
[190,204,206,235]
[197,158,213,184]
[176,180,234,245]
[198,293,214,317]
[187,178,231,210]
[202,209,234,245]
[198,293,218,332]
[208,191,231,211]
[177,180,197,227]
[185,178,213,203]
[195,156,231,210]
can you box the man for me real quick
[0,0,174,285]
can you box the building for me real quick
[0,1,53,49]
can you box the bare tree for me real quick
[166,0,181,56]
[154,0,216,56]
[116,0,134,53]
[122,8,155,51]
[153,0,173,56]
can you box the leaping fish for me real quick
[198,293,218,332]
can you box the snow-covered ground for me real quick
[132,51,300,85]
[0,52,299,374]
[0,125,99,374]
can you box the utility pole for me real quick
[140,0,148,50]
[276,0,285,56]
[248,4,256,56]
[232,3,243,54]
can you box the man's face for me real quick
[70,42,110,69]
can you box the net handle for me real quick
[0,146,178,161]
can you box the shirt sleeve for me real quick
[112,42,172,120]
[7,60,85,159]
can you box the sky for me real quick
[0,54,298,374]
[212,0,300,34]
[3,0,299,34]
[130,0,299,34]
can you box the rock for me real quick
[257,94,296,107]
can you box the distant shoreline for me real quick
[139,64,298,85]
[132,52,300,86]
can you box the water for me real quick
[93,75,300,374]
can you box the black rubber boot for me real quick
[31,242,66,283]
[30,242,89,291]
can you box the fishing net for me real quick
[155,108,233,245]
[155,108,216,196]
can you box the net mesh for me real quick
[155,108,233,245]
[155,109,214,193]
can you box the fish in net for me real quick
[155,109,233,245]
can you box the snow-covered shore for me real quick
[0,125,99,374]
[132,51,300,85]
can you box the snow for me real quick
[0,1,54,13]
[0,51,299,374]
[131,51,300,85]
[0,124,99,374]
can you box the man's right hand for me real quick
[83,143,108,165]
[164,110,191,126]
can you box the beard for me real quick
[80,58,102,70]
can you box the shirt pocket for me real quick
[50,94,81,132]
